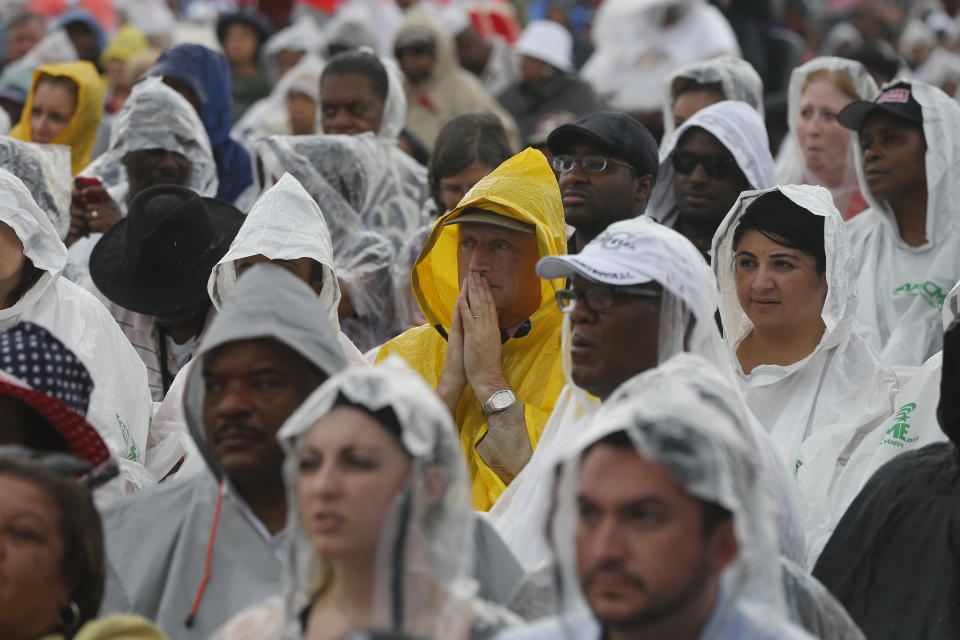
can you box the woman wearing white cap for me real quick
[496,20,604,144]
[712,184,899,563]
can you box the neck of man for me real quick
[738,319,827,375]
[573,204,646,253]
[498,299,540,330]
[232,60,260,78]
[605,579,718,640]
[233,473,288,535]
[888,182,929,247]
[675,214,721,254]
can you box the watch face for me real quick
[491,390,514,410]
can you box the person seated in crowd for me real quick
[216,9,275,122]
[546,111,658,253]
[232,54,324,144]
[711,185,899,562]
[57,8,105,71]
[0,136,71,240]
[88,185,243,402]
[261,17,325,80]
[814,316,960,640]
[145,44,254,204]
[648,100,774,257]
[837,79,960,366]
[497,357,814,640]
[1,11,46,70]
[496,20,603,144]
[99,24,149,115]
[0,456,167,640]
[491,216,804,573]
[0,168,153,499]
[215,358,523,639]
[776,57,879,219]
[98,265,348,639]
[393,3,519,152]
[660,55,764,141]
[69,77,217,261]
[449,9,517,98]
[377,148,567,510]
[9,61,104,176]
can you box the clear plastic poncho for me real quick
[262,17,327,70]
[648,100,775,231]
[659,55,765,144]
[712,184,899,564]
[0,137,71,240]
[216,357,520,639]
[774,57,878,216]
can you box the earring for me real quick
[57,601,81,634]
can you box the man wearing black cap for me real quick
[546,111,658,253]
[89,185,244,401]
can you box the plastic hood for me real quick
[317,55,407,144]
[263,17,326,59]
[208,173,341,330]
[712,184,856,359]
[183,264,348,476]
[412,147,567,332]
[853,79,960,248]
[395,5,461,87]
[649,100,775,228]
[0,137,71,240]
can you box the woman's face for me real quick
[0,222,26,293]
[438,162,494,212]
[0,475,71,639]
[29,80,77,144]
[296,407,412,559]
[795,79,854,187]
[734,229,827,336]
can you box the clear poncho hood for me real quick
[80,76,218,201]
[275,356,477,638]
[263,17,327,60]
[183,264,348,476]
[649,100,775,229]
[660,55,765,142]
[0,137,71,239]
[208,173,342,331]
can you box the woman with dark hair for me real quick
[711,185,898,564]
[0,457,165,639]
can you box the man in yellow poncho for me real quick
[378,148,567,510]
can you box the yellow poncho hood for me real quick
[10,61,105,176]
[380,148,568,509]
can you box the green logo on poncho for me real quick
[892,279,956,309]
[883,402,921,448]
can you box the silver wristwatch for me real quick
[481,389,517,417]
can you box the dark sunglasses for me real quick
[670,149,738,180]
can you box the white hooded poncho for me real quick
[712,184,899,563]
[0,168,155,503]
[845,79,960,365]
[648,100,775,232]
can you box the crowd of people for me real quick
[2,1,960,639]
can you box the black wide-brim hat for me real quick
[90,185,245,317]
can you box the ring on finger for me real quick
[90,210,99,219]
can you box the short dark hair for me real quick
[732,190,827,274]
[429,112,512,211]
[0,458,104,636]
[321,50,389,101]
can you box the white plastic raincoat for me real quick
[774,57,878,218]
[0,137,71,240]
[648,100,775,232]
[846,79,960,365]
[214,358,522,639]
[712,184,899,561]
[659,55,764,144]
[261,17,326,71]
[0,169,154,503]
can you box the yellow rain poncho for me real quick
[10,61,105,176]
[378,148,567,510]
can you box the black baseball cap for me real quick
[838,81,923,131]
[546,111,659,179]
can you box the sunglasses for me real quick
[555,285,661,313]
[552,154,636,174]
[670,149,738,180]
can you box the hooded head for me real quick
[649,100,774,235]
[319,50,408,144]
[413,148,567,334]
[183,264,348,481]
[9,61,104,176]
[394,5,460,88]
[0,137,70,240]
[712,184,855,365]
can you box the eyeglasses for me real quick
[555,285,661,313]
[552,154,636,174]
[670,149,738,180]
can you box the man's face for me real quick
[203,338,326,484]
[6,21,44,61]
[123,148,193,199]
[235,255,323,296]
[396,41,435,85]
[223,22,260,66]
[858,110,927,201]
[576,445,731,632]
[673,128,748,228]
[568,275,661,400]
[456,222,542,325]
[64,22,97,63]
[557,141,645,233]
[320,72,386,136]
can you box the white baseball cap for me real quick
[514,20,574,73]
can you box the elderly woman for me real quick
[712,185,899,562]
[775,57,879,219]
[215,359,520,639]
